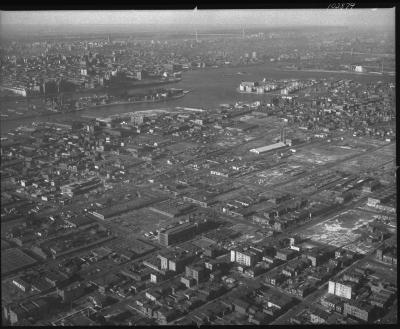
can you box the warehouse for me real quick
[90,197,164,220]
[148,199,195,218]
[1,248,37,276]
[249,142,287,155]
[158,222,197,246]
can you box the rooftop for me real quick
[250,142,286,153]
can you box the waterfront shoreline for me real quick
[275,67,394,77]
[0,90,190,123]
[236,87,281,96]
[81,89,190,109]
[1,63,394,133]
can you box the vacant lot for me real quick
[298,209,378,254]
[106,207,181,237]
[289,142,363,166]
[332,143,395,174]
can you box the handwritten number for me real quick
[328,3,355,9]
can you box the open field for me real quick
[249,163,305,188]
[298,209,378,254]
[106,207,181,237]
[330,143,395,174]
[215,134,252,148]
[289,142,364,166]
[238,113,283,126]
[341,135,389,149]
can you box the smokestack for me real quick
[284,128,286,144]
[281,127,286,144]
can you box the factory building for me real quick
[158,222,197,247]
[249,128,289,155]
[250,142,287,155]
[60,177,102,197]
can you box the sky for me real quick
[0,9,395,28]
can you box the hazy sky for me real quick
[0,9,395,28]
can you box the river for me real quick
[0,64,394,134]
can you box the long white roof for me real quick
[250,142,286,153]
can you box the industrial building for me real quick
[249,128,289,155]
[249,142,287,155]
[60,177,102,197]
[158,250,196,272]
[148,199,195,218]
[158,222,197,246]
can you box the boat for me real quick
[169,89,190,99]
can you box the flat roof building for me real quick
[249,142,286,155]
[158,222,197,247]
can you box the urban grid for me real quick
[0,8,397,326]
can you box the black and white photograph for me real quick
[0,4,397,326]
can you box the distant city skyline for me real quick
[0,9,395,29]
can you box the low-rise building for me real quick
[343,300,375,322]
[249,142,287,155]
[230,247,262,267]
[185,263,207,283]
[57,282,85,302]
[328,280,354,300]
